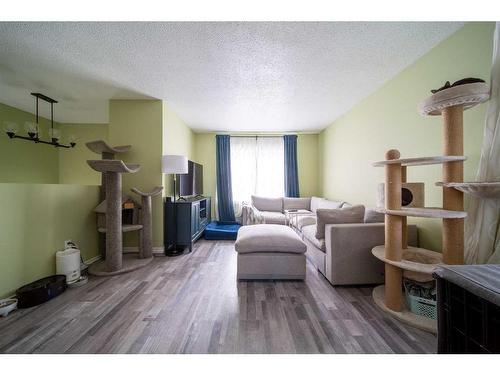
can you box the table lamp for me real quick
[162,154,188,202]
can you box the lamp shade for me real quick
[162,154,188,174]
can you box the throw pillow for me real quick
[283,197,311,211]
[251,195,283,212]
[315,205,365,239]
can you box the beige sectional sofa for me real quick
[242,196,418,285]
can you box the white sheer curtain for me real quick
[465,22,500,264]
[230,136,284,216]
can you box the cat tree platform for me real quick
[374,207,467,219]
[372,155,467,167]
[97,224,143,233]
[88,254,153,276]
[86,140,132,156]
[418,81,490,116]
[87,160,140,173]
[372,246,443,275]
[372,285,437,333]
[436,181,500,199]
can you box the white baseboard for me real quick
[80,247,165,271]
[81,254,102,271]
[4,255,102,300]
[123,246,165,256]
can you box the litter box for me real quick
[16,275,67,308]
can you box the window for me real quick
[230,136,284,213]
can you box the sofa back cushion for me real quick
[310,196,325,213]
[364,208,385,223]
[251,195,283,212]
[283,197,311,211]
[315,205,365,239]
[318,199,344,210]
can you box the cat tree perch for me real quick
[371,80,491,333]
[86,140,132,198]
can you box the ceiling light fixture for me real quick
[4,93,76,149]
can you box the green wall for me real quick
[108,100,164,248]
[319,22,495,251]
[58,123,109,185]
[192,133,218,214]
[0,183,100,298]
[162,102,195,197]
[0,102,109,185]
[0,102,60,184]
[297,134,319,197]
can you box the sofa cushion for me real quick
[315,205,365,239]
[290,213,316,229]
[235,224,306,254]
[310,196,325,213]
[261,211,287,225]
[251,195,283,212]
[341,202,352,208]
[364,208,385,223]
[283,197,311,211]
[301,224,326,252]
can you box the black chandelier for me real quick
[4,93,76,149]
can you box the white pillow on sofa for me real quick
[310,196,325,213]
[251,195,283,212]
[318,199,344,210]
[283,197,311,211]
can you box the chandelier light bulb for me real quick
[24,121,39,139]
[3,121,19,138]
[48,128,61,143]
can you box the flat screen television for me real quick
[177,160,203,197]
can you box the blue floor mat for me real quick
[204,221,241,240]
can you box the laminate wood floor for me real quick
[0,239,437,354]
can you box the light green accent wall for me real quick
[192,133,217,214]
[0,102,59,183]
[319,22,495,251]
[58,123,109,185]
[108,100,164,247]
[192,132,320,217]
[0,183,100,298]
[297,134,319,197]
[162,102,195,197]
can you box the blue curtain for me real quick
[216,135,236,222]
[284,135,300,197]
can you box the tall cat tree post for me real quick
[442,106,464,264]
[131,186,163,259]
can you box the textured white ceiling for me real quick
[0,22,464,131]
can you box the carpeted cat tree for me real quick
[86,140,160,276]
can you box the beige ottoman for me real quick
[235,224,307,280]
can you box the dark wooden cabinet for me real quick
[164,197,211,252]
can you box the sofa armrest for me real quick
[241,203,263,225]
[324,223,418,285]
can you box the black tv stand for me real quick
[164,196,211,255]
